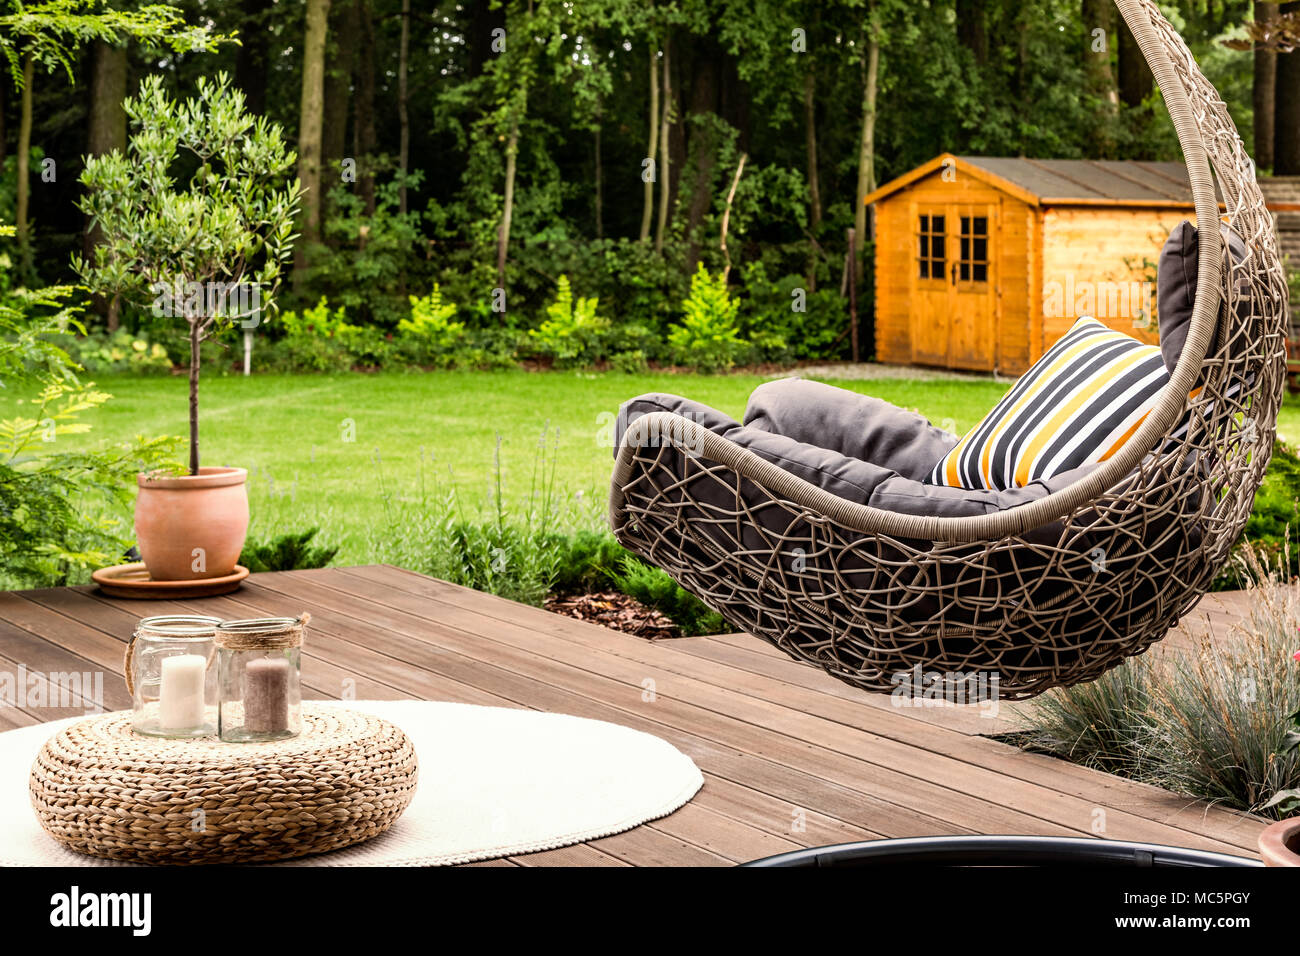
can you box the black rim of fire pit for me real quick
[742,836,1261,868]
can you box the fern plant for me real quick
[0,280,177,586]
[668,264,746,372]
[398,285,466,367]
[528,275,610,368]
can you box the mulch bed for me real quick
[544,591,681,640]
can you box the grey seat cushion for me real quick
[743,378,958,481]
[1157,219,1251,372]
[615,390,1098,523]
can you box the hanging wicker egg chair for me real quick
[609,0,1290,701]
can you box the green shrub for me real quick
[739,261,846,362]
[264,298,361,372]
[527,275,611,368]
[396,285,467,368]
[0,281,177,587]
[367,431,564,607]
[240,528,339,572]
[551,530,629,594]
[62,328,173,375]
[668,264,746,372]
[612,556,727,636]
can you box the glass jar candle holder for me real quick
[127,615,222,738]
[217,616,307,742]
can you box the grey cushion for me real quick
[743,378,958,481]
[1157,220,1250,373]
[615,391,1097,523]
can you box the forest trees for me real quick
[0,0,227,279]
[0,0,1278,338]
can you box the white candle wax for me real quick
[159,654,207,730]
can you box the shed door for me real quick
[950,205,996,371]
[911,207,951,367]
[909,203,997,371]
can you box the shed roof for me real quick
[863,153,1195,208]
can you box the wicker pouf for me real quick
[29,704,418,865]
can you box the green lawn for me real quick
[69,369,1009,564]
[69,369,1300,566]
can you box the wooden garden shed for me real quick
[864,153,1196,375]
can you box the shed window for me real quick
[918,214,945,280]
[959,216,989,282]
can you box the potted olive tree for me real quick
[77,73,300,580]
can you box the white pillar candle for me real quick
[159,654,207,730]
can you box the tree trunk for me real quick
[804,71,821,232]
[234,0,273,116]
[594,117,603,239]
[854,25,879,276]
[1279,2,1300,175]
[398,0,411,216]
[498,112,521,295]
[294,0,331,288]
[86,41,128,331]
[188,321,202,475]
[684,44,720,272]
[15,54,32,262]
[640,45,659,242]
[1255,0,1278,171]
[654,35,672,255]
[354,0,378,216]
[804,69,821,290]
[1082,0,1118,154]
[323,0,358,175]
[1117,15,1152,108]
[956,0,988,64]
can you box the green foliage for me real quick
[265,298,367,372]
[74,71,301,471]
[0,0,230,86]
[240,528,339,573]
[397,286,468,368]
[669,264,747,372]
[551,529,629,595]
[368,430,565,608]
[612,556,727,637]
[527,275,611,368]
[739,260,847,363]
[61,328,172,375]
[0,278,178,587]
[75,73,300,322]
[308,167,432,327]
[1214,440,1300,589]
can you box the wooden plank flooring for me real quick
[0,566,1268,865]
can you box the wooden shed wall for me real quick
[1038,206,1193,354]
[873,183,1193,375]
[872,173,1033,373]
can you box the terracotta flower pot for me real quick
[134,467,249,581]
[1258,817,1300,867]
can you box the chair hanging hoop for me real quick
[609,0,1290,699]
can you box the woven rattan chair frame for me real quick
[609,0,1290,700]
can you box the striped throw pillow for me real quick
[928,317,1169,490]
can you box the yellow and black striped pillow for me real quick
[928,317,1169,490]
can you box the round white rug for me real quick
[0,700,703,866]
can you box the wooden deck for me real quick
[0,567,1267,865]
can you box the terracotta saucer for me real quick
[91,563,250,599]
